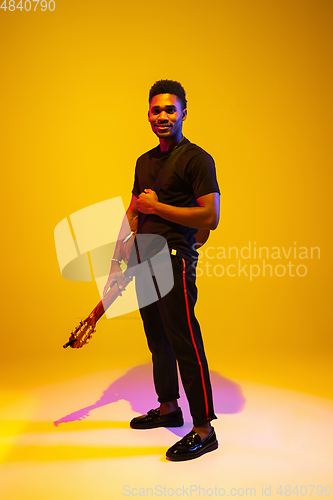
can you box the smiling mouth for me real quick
[156,125,170,130]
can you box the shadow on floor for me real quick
[54,363,246,436]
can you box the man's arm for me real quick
[137,190,220,230]
[103,195,139,295]
[127,194,140,231]
[112,194,139,261]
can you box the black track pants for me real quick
[136,255,217,427]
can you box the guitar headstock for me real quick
[63,316,96,349]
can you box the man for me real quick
[104,80,220,461]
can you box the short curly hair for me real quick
[149,80,187,110]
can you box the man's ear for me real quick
[182,109,187,121]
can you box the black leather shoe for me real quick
[130,408,184,429]
[166,428,218,461]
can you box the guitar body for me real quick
[195,229,210,248]
[64,228,210,349]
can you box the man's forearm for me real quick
[153,202,217,230]
[113,210,138,261]
[137,190,219,230]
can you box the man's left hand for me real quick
[137,189,159,214]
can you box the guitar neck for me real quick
[89,274,133,323]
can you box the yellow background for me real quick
[1,0,332,409]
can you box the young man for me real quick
[104,80,220,461]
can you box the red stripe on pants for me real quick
[182,258,209,421]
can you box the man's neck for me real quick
[159,134,184,152]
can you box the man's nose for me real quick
[157,111,168,122]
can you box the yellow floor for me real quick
[1,365,332,500]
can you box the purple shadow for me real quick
[54,363,246,436]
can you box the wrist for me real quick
[152,201,162,216]
[111,258,122,265]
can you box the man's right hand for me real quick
[103,261,126,297]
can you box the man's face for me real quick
[148,93,187,139]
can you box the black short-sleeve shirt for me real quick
[132,137,220,262]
